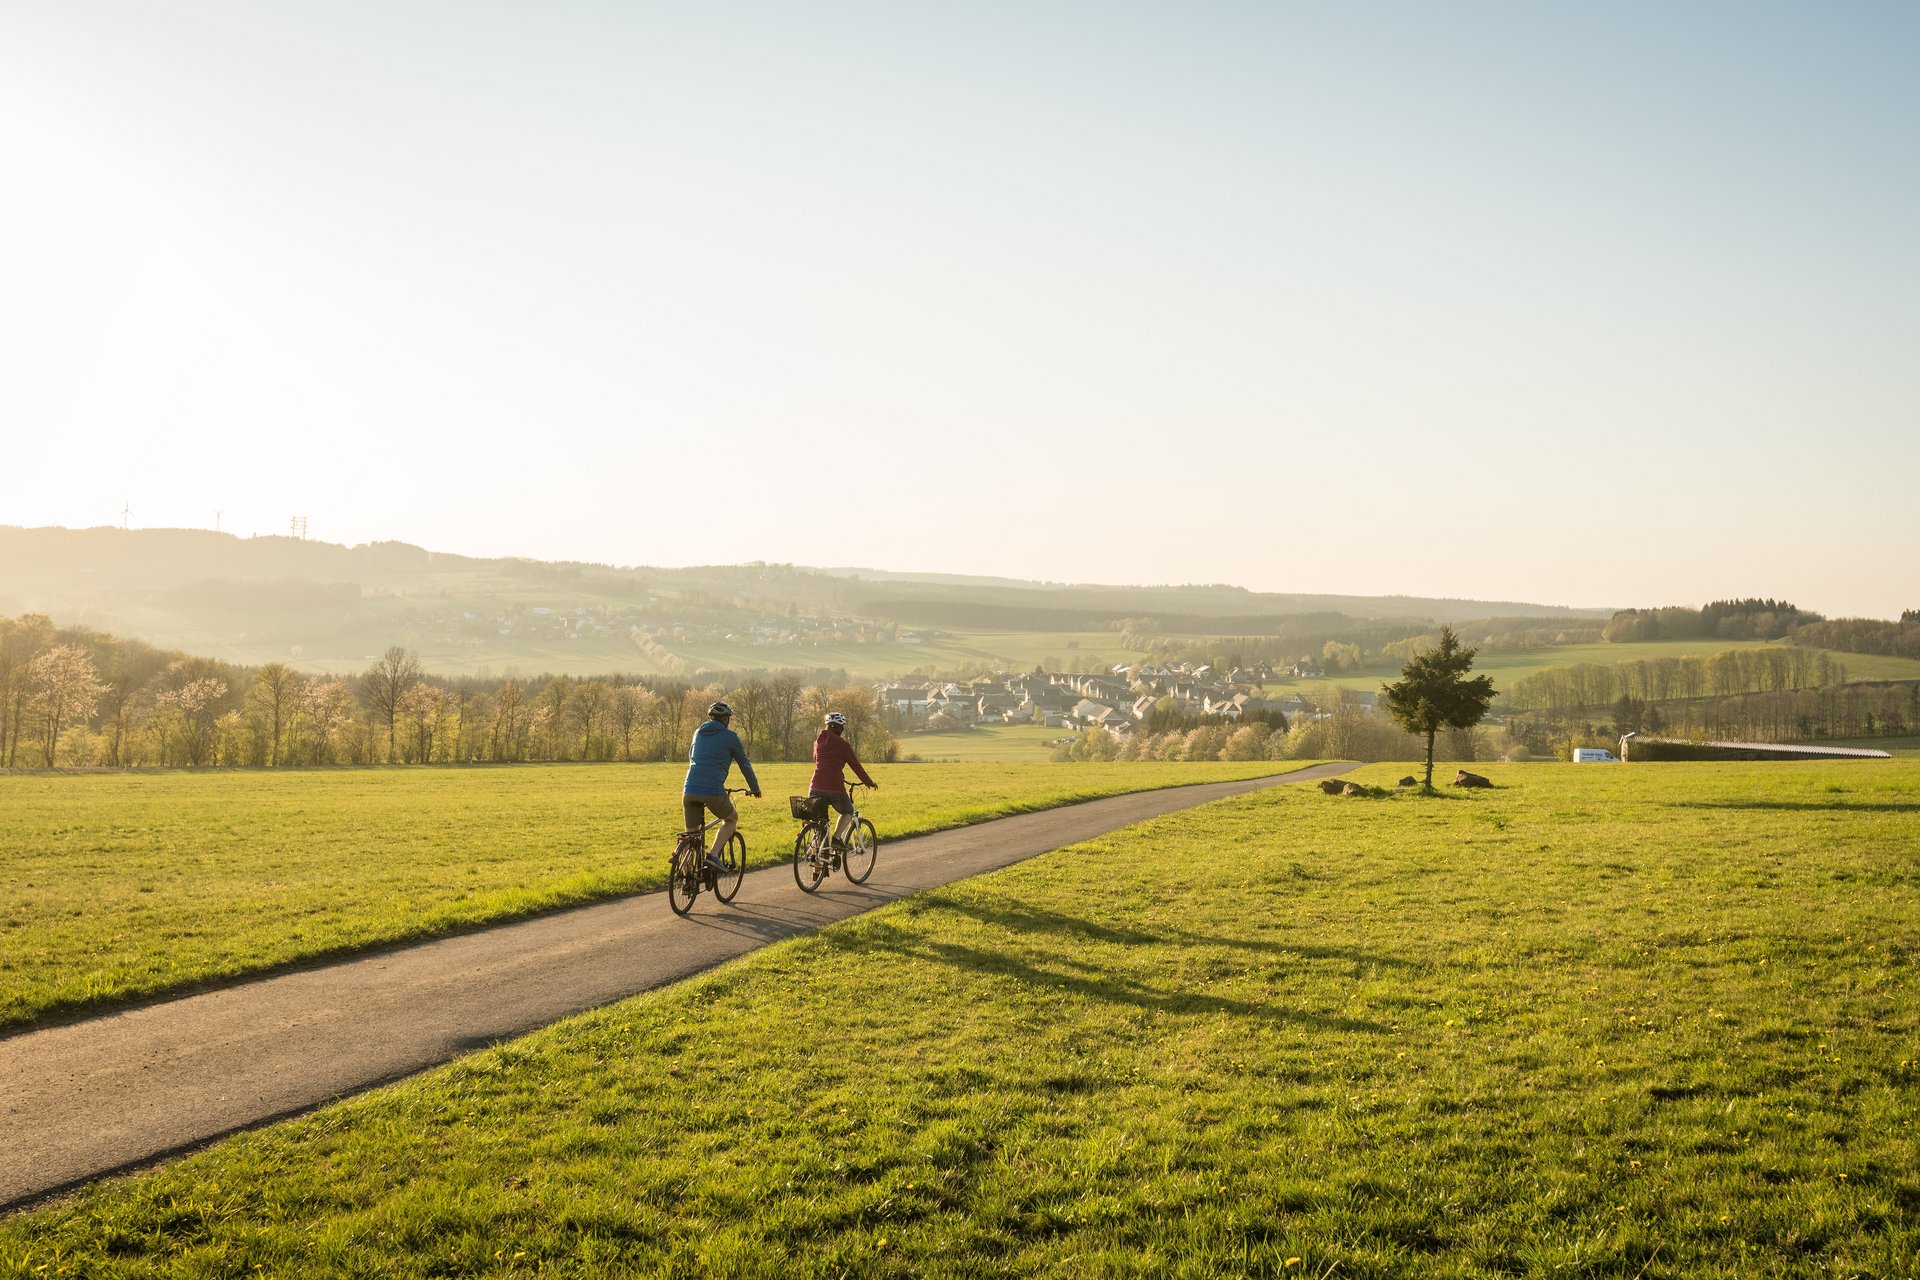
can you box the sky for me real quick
[3,1,1916,618]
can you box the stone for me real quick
[1452,770,1493,788]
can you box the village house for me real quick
[1068,699,1113,728]
[880,686,933,716]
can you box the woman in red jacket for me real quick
[810,711,878,850]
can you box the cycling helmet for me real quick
[824,711,847,728]
[708,700,734,718]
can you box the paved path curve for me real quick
[0,763,1353,1210]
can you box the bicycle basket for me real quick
[789,794,828,822]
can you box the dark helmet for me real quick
[708,700,734,719]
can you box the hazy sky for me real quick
[4,1,1916,617]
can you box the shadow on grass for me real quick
[826,902,1394,1034]
[936,897,1420,971]
[1672,800,1920,813]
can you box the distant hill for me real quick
[0,525,1611,678]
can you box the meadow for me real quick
[895,723,1070,762]
[5,761,1915,1276]
[193,610,1154,681]
[0,760,1293,1030]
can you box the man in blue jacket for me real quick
[684,700,761,872]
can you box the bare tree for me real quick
[360,647,421,763]
[397,683,456,762]
[768,672,805,759]
[609,684,656,761]
[247,662,304,766]
[731,678,770,757]
[492,679,527,761]
[568,680,608,759]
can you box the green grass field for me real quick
[0,760,1295,1030]
[895,723,1071,762]
[6,761,1916,1276]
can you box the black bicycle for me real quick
[789,782,877,893]
[669,788,749,916]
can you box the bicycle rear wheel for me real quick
[793,825,827,893]
[667,839,700,916]
[714,831,747,903]
[843,818,878,883]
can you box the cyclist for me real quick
[810,711,877,851]
[684,700,761,873]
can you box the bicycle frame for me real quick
[792,782,875,891]
[669,787,749,915]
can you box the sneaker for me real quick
[705,855,730,874]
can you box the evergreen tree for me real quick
[1381,626,1496,792]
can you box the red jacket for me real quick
[809,729,875,794]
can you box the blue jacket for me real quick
[684,719,760,796]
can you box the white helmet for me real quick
[824,711,847,728]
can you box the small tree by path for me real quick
[1382,626,1496,792]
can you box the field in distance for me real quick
[0,759,1298,1031]
[1263,637,1920,703]
[895,723,1072,762]
[274,626,1156,682]
[7,761,1915,1275]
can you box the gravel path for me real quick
[0,763,1353,1210]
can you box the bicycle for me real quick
[790,782,877,893]
[668,787,749,916]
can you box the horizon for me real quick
[4,2,1917,619]
[25,518,1905,622]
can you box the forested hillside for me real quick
[0,526,1608,678]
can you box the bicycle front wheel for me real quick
[843,818,878,883]
[793,825,826,894]
[667,841,700,916]
[714,831,747,903]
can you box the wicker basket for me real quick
[789,794,828,822]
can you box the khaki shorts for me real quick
[683,793,737,832]
[810,788,855,817]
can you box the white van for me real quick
[1572,748,1618,763]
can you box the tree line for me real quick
[1049,694,1447,767]
[1499,681,1920,758]
[1122,618,1604,676]
[1602,598,1822,643]
[1789,614,1920,661]
[0,614,892,769]
[1504,646,1846,714]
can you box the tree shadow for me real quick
[1672,800,1920,813]
[823,902,1397,1034]
[932,897,1419,971]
